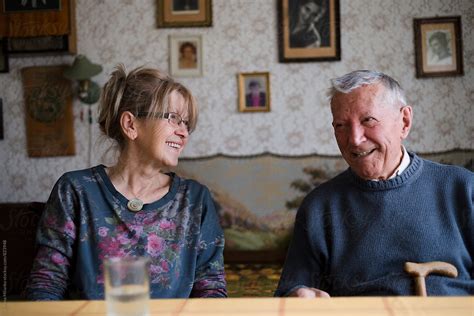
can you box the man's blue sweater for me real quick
[276,152,473,296]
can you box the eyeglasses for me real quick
[137,112,190,132]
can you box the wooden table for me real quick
[1,297,473,315]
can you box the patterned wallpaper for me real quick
[0,0,473,202]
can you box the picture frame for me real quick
[157,0,212,28]
[21,65,76,157]
[0,0,77,54]
[0,0,70,37]
[169,34,203,77]
[414,16,463,78]
[0,39,8,73]
[278,0,340,63]
[2,0,61,12]
[238,72,271,113]
[6,35,71,55]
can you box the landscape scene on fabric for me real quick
[176,152,472,252]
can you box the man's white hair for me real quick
[328,70,407,107]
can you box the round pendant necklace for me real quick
[127,198,144,212]
[112,168,160,212]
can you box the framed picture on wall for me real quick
[157,0,212,27]
[6,35,71,55]
[0,0,73,37]
[21,65,76,157]
[278,0,340,62]
[2,0,61,11]
[0,0,77,54]
[414,16,463,78]
[238,72,271,113]
[169,34,203,77]
[0,39,8,73]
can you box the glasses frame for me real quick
[137,112,190,132]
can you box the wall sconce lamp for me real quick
[63,55,103,105]
[64,55,102,166]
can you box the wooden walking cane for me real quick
[404,261,458,296]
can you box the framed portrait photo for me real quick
[278,0,340,63]
[157,0,212,28]
[414,16,463,78]
[169,34,202,77]
[238,72,271,113]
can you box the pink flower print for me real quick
[147,234,165,256]
[64,220,76,238]
[171,243,180,251]
[51,252,66,265]
[130,225,143,237]
[98,227,109,237]
[108,238,121,253]
[116,224,127,234]
[44,214,57,227]
[116,233,130,245]
[98,237,111,251]
[115,248,127,257]
[99,237,122,257]
[160,260,170,273]
[159,220,176,230]
[143,214,157,225]
[149,264,162,274]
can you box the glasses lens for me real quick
[168,113,181,125]
[165,112,190,132]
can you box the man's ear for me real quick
[120,111,139,140]
[400,105,413,139]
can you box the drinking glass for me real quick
[104,257,150,316]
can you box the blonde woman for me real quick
[26,65,227,300]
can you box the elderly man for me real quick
[275,70,473,297]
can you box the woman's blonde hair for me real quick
[98,64,198,150]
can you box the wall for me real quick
[0,0,473,202]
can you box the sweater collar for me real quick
[370,146,410,181]
[349,151,423,190]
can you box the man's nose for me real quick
[348,124,366,146]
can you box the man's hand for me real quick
[289,287,330,298]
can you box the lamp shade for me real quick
[64,55,102,80]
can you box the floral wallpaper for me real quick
[0,0,472,202]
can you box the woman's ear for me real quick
[120,111,139,140]
[400,105,413,139]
